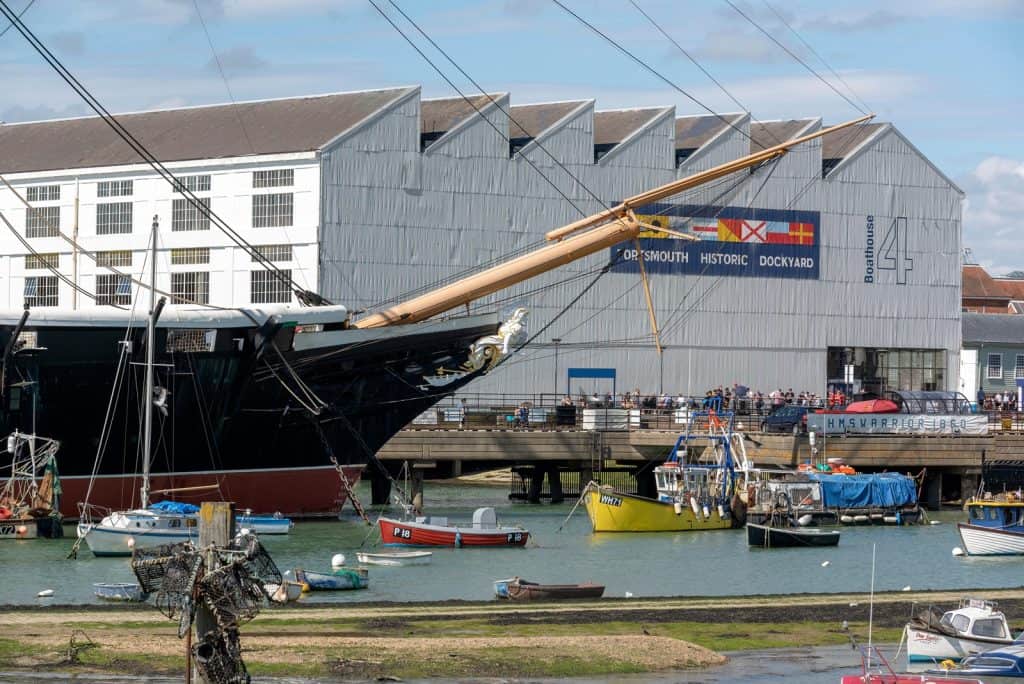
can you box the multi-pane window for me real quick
[252,193,293,228]
[26,206,60,238]
[96,274,132,306]
[95,250,132,268]
[171,271,209,305]
[172,198,211,232]
[253,169,294,188]
[988,353,1003,380]
[26,185,60,202]
[1015,355,1024,380]
[251,269,292,304]
[172,175,211,193]
[24,276,58,307]
[96,201,133,235]
[171,247,210,265]
[251,244,293,262]
[24,253,59,270]
[97,180,133,198]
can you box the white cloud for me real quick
[962,156,1024,276]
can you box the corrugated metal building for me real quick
[0,86,963,397]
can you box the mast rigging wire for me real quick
[723,0,868,116]
[760,0,872,115]
[0,0,321,306]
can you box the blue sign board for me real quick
[609,204,820,280]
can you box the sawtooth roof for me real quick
[821,122,886,160]
[0,88,415,175]
[508,101,587,140]
[750,119,815,152]
[674,113,743,151]
[593,108,666,145]
[420,94,499,135]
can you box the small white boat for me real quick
[265,580,304,603]
[356,550,433,566]
[77,509,196,557]
[94,582,148,602]
[906,597,1023,663]
[237,512,293,535]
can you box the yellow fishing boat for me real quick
[583,485,732,532]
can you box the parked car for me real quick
[760,405,814,434]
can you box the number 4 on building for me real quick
[878,216,913,284]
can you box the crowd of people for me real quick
[977,388,1019,412]
[566,383,844,414]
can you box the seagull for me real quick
[625,591,634,598]
[902,585,912,591]
[841,620,848,631]
[821,560,831,567]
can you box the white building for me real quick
[0,86,964,397]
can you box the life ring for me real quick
[0,506,12,520]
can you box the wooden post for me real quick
[193,501,234,683]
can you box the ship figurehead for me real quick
[419,308,528,388]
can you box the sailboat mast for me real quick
[141,217,157,509]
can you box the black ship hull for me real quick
[0,308,500,517]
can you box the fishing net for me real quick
[199,560,266,628]
[192,628,250,684]
[225,532,281,590]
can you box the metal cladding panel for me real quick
[318,93,961,396]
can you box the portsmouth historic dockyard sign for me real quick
[806,413,989,436]
[611,204,820,280]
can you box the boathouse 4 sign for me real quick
[610,204,820,280]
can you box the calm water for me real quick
[2,482,1022,606]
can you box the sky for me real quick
[1,0,1022,274]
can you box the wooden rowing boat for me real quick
[495,577,604,601]
[356,550,433,566]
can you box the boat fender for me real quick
[797,514,813,527]
[702,505,710,519]
[689,496,699,516]
[840,515,854,524]
[673,502,683,515]
[718,504,726,519]
[0,506,11,520]
[454,531,462,548]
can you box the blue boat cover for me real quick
[149,500,199,515]
[807,473,917,508]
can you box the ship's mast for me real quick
[141,217,157,509]
[354,114,872,329]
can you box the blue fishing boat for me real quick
[293,567,368,591]
[925,644,1024,679]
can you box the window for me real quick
[252,193,293,228]
[96,274,132,306]
[26,185,60,202]
[172,198,211,232]
[1016,355,1024,380]
[24,276,58,307]
[24,253,59,270]
[951,614,970,633]
[96,201,133,235]
[171,247,210,265]
[253,169,294,188]
[971,618,1007,639]
[171,272,209,305]
[96,250,132,268]
[97,180,133,198]
[251,269,291,303]
[988,353,1003,380]
[251,244,293,262]
[166,329,215,353]
[172,175,211,193]
[26,206,60,238]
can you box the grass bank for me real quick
[4,588,1018,679]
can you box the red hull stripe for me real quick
[379,517,528,547]
[56,465,363,519]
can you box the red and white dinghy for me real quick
[379,507,529,547]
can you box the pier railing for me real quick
[412,393,1024,434]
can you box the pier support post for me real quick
[194,502,234,683]
[548,464,564,504]
[451,460,463,478]
[527,464,544,503]
[923,471,943,511]
[634,462,657,499]
[369,461,392,506]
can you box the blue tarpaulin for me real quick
[149,500,199,515]
[807,473,917,508]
